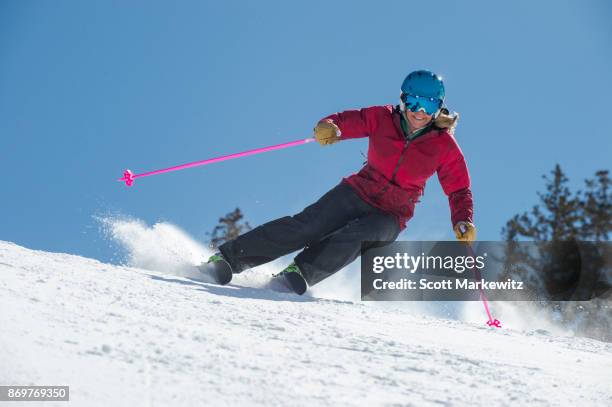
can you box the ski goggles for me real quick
[400,93,443,116]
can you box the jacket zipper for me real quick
[373,126,430,201]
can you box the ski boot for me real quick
[197,252,233,285]
[272,262,308,295]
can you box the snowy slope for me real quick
[1,239,611,407]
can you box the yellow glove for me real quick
[453,221,477,242]
[314,121,341,146]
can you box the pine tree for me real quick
[501,165,611,341]
[502,164,582,241]
[580,170,611,241]
[208,208,252,249]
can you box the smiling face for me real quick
[404,109,433,131]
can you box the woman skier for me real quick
[198,70,476,295]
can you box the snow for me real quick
[1,234,611,406]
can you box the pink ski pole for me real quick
[118,138,316,187]
[460,226,502,328]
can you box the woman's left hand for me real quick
[453,221,477,242]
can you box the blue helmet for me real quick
[401,70,445,100]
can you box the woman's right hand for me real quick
[314,121,341,146]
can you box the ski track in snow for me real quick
[1,239,611,407]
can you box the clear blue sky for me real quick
[1,0,611,263]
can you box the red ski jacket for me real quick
[322,105,473,231]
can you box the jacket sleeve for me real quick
[320,106,381,140]
[436,134,474,226]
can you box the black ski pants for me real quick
[218,182,401,286]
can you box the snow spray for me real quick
[118,138,315,187]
